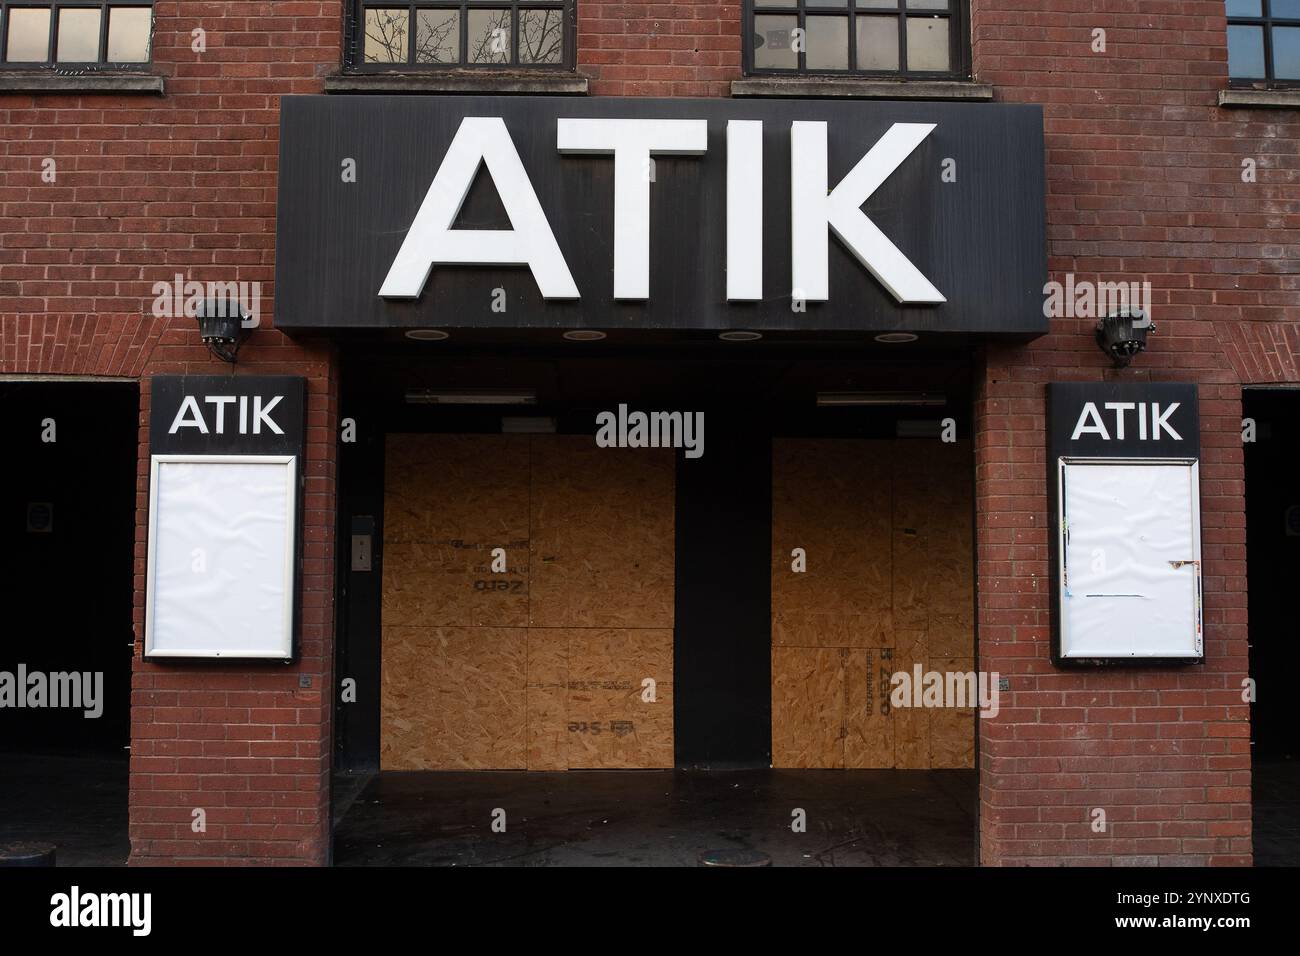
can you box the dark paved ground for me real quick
[4,754,1294,867]
[333,768,978,867]
[0,751,128,867]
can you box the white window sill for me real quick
[731,77,993,101]
[1218,88,1300,109]
[325,71,588,95]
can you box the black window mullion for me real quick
[790,3,800,73]
[896,6,906,75]
[1262,0,1276,85]
[510,5,517,65]
[407,2,415,64]
[98,0,108,65]
[47,1,58,65]
[459,1,467,67]
[847,0,857,73]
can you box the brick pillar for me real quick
[128,337,340,866]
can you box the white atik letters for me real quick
[380,116,943,306]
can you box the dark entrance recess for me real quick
[333,344,974,772]
[0,380,137,866]
[1243,387,1300,866]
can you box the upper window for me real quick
[0,2,152,68]
[1227,0,1300,87]
[744,0,968,79]
[350,1,574,70]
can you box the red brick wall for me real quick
[579,1,742,96]
[3,1,1297,867]
[1,1,344,865]
[970,0,1299,865]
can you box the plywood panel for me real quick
[564,628,673,769]
[771,438,974,770]
[928,657,977,769]
[891,657,930,770]
[525,628,568,771]
[529,437,675,628]
[381,433,676,771]
[772,612,894,648]
[845,648,894,768]
[380,626,528,770]
[771,439,893,622]
[384,434,530,545]
[771,646,845,769]
[381,542,529,628]
[893,440,975,655]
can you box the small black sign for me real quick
[1046,382,1202,668]
[150,376,305,457]
[1048,382,1199,461]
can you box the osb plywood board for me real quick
[564,628,673,769]
[892,440,976,654]
[381,434,676,771]
[771,646,845,769]
[928,657,977,769]
[771,439,893,622]
[770,439,974,770]
[525,629,568,771]
[772,611,894,648]
[845,648,895,768]
[529,437,675,629]
[382,541,529,628]
[384,434,530,545]
[380,626,528,771]
[891,656,930,770]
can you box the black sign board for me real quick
[1046,382,1202,668]
[150,376,306,457]
[146,375,306,663]
[1048,382,1200,461]
[275,95,1047,338]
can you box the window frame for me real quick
[741,0,970,81]
[0,0,154,70]
[346,0,576,72]
[1227,0,1300,89]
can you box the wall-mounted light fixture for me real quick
[1096,309,1154,368]
[196,299,251,363]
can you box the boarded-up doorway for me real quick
[770,439,976,769]
[380,434,675,770]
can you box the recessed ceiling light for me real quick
[563,329,606,341]
[719,331,762,342]
[405,329,449,341]
[874,332,918,344]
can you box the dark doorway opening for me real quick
[331,344,978,865]
[0,380,138,866]
[1243,386,1300,866]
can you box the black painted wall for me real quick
[673,407,773,768]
